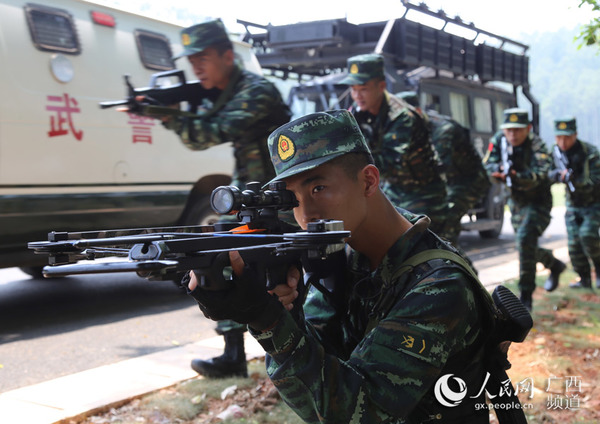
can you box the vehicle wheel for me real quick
[19,266,45,279]
[182,195,221,226]
[478,183,505,239]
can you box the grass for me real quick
[501,269,600,424]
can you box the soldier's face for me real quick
[556,134,577,151]
[187,47,234,90]
[282,162,367,235]
[350,79,386,115]
[502,125,531,147]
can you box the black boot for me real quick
[191,330,248,378]
[544,259,566,292]
[519,290,533,312]
[569,276,592,289]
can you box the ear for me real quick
[223,48,235,66]
[361,164,380,197]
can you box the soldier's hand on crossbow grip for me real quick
[186,251,284,331]
[270,266,300,312]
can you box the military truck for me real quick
[0,0,260,276]
[239,0,540,239]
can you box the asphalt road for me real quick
[0,208,568,393]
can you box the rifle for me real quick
[500,136,513,188]
[552,145,576,193]
[28,182,350,315]
[99,69,218,117]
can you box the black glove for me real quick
[185,265,284,331]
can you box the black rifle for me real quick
[28,182,350,316]
[552,145,576,193]
[500,136,513,188]
[99,69,218,117]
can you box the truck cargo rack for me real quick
[238,0,537,129]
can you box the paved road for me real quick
[0,208,568,393]
[0,270,212,392]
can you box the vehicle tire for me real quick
[478,183,505,239]
[19,266,45,279]
[181,194,221,226]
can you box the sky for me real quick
[93,0,595,42]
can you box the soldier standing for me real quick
[338,54,449,236]
[398,91,491,245]
[485,108,566,310]
[163,19,291,378]
[549,117,600,290]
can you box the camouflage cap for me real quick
[265,110,371,185]
[500,108,530,129]
[397,91,420,108]
[172,19,231,60]
[338,54,385,86]
[554,116,577,136]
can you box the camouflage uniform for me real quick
[485,110,559,298]
[250,110,491,423]
[164,67,291,190]
[426,110,490,244]
[549,117,600,289]
[167,19,291,369]
[340,55,449,236]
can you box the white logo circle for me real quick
[434,374,468,407]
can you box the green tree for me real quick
[577,0,600,47]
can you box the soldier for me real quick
[398,91,491,245]
[183,110,496,423]
[163,19,292,378]
[485,108,566,310]
[338,54,449,236]
[549,117,600,290]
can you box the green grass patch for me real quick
[500,268,600,424]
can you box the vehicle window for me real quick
[423,92,441,113]
[24,3,80,54]
[473,97,493,133]
[449,92,470,128]
[495,101,509,131]
[134,30,175,71]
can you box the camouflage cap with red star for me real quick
[172,18,231,60]
[553,116,577,136]
[338,54,385,86]
[265,110,371,186]
[500,108,530,129]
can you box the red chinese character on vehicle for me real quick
[46,94,83,140]
[127,113,155,144]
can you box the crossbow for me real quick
[28,182,350,300]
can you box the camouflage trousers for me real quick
[565,205,600,280]
[509,200,557,293]
[216,320,246,334]
[443,185,482,245]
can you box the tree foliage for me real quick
[576,0,600,48]
[523,27,600,146]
